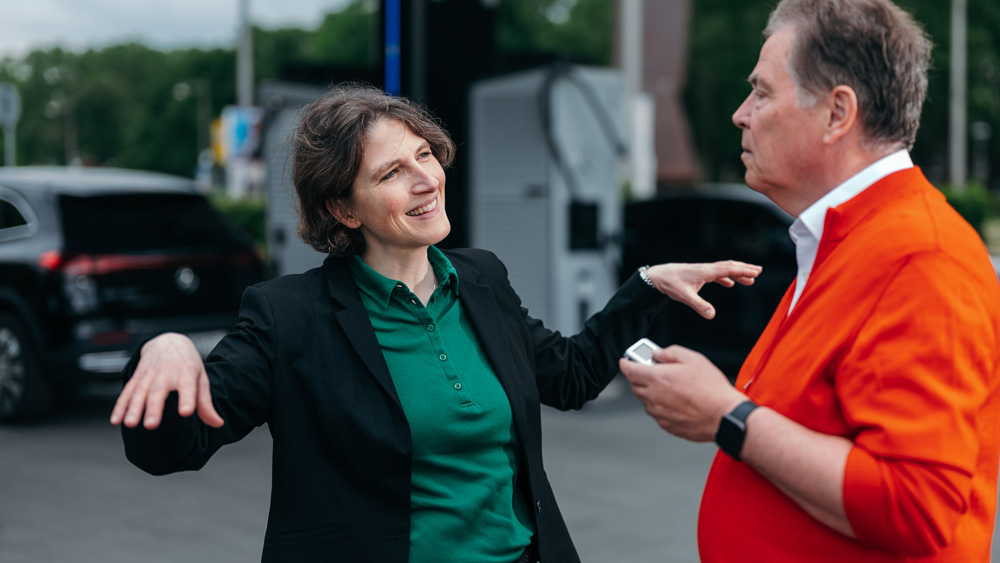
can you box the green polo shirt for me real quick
[349,247,535,563]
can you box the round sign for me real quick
[0,82,22,129]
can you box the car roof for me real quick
[0,166,196,196]
[645,183,792,220]
[653,182,772,204]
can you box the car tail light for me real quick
[38,251,100,276]
[88,329,132,346]
[38,250,63,270]
[39,252,255,275]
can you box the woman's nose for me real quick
[411,165,440,191]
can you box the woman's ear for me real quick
[325,199,360,229]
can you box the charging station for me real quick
[469,65,627,334]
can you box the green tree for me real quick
[497,0,615,65]
[683,0,773,183]
[684,0,1000,191]
[306,0,381,68]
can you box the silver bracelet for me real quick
[638,265,655,288]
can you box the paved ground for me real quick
[0,379,996,562]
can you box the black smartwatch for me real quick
[715,400,759,461]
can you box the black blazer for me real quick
[122,248,668,562]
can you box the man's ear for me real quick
[325,199,360,229]
[823,85,859,145]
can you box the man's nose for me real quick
[732,95,751,129]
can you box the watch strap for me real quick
[715,400,759,461]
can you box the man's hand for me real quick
[110,332,224,430]
[645,261,762,319]
[621,344,855,536]
[619,344,745,441]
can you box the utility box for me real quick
[259,81,326,277]
[469,66,627,335]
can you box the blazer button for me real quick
[536,501,542,514]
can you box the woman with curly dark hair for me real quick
[111,83,760,563]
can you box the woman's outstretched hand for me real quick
[110,332,224,430]
[644,261,762,320]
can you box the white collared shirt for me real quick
[786,149,913,314]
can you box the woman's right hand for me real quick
[645,261,763,320]
[110,332,224,430]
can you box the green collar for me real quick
[348,245,459,309]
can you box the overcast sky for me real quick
[0,0,353,58]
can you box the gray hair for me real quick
[766,0,932,150]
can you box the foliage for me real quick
[0,1,379,177]
[254,0,379,79]
[938,181,998,236]
[0,43,235,175]
[684,0,773,183]
[497,0,614,65]
[1,0,998,197]
[686,0,1000,191]
[210,192,268,250]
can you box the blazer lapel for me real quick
[456,266,531,434]
[323,257,402,409]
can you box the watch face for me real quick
[716,414,747,459]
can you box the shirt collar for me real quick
[427,245,460,297]
[348,245,460,309]
[796,149,913,240]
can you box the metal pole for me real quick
[384,0,401,95]
[64,102,78,164]
[409,0,426,101]
[196,79,211,152]
[620,0,642,97]
[237,0,253,106]
[948,0,967,190]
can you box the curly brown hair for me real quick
[290,83,456,256]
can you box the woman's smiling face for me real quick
[334,118,451,261]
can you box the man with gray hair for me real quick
[620,0,1000,560]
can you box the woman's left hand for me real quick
[644,261,762,319]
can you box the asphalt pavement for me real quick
[1,379,997,562]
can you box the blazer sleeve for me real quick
[482,253,670,410]
[120,284,276,476]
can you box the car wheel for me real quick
[0,313,50,422]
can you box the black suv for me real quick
[621,184,797,379]
[0,166,267,421]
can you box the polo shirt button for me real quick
[427,324,435,332]
[536,501,542,514]
[439,353,447,361]
[454,382,462,390]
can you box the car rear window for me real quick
[59,193,248,253]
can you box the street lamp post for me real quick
[237,0,253,107]
[0,83,21,166]
[174,79,212,153]
[949,0,967,191]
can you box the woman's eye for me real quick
[381,169,399,182]
[418,151,432,160]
